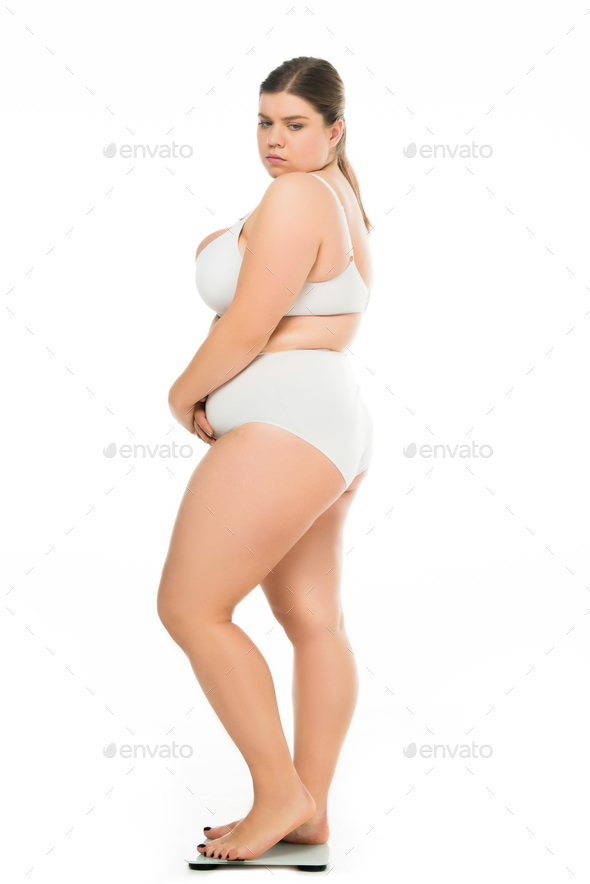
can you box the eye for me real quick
[258,122,302,131]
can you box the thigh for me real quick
[259,468,369,640]
[157,422,346,639]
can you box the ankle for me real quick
[251,769,309,797]
[308,804,328,819]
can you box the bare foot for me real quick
[279,810,330,844]
[197,780,316,861]
[203,809,329,844]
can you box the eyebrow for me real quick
[258,113,310,121]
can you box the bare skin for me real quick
[199,467,365,848]
[161,90,373,861]
[158,427,368,859]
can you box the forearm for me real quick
[169,313,269,415]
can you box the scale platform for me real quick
[186,838,329,871]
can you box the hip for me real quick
[205,348,372,436]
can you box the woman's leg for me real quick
[157,421,346,861]
[203,469,369,844]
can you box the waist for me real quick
[259,312,361,355]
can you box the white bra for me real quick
[195,173,370,316]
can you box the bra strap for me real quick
[309,173,354,257]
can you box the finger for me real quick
[196,420,215,441]
[194,407,215,438]
[194,421,215,445]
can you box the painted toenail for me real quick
[197,843,205,848]
[203,827,211,831]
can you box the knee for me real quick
[157,592,186,645]
[157,581,232,647]
[156,582,200,647]
[274,606,346,643]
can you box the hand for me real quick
[169,394,215,444]
[192,398,216,446]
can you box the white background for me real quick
[1,0,589,880]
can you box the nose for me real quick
[265,127,283,149]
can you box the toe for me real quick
[203,820,239,839]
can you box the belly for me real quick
[260,313,363,354]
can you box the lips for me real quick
[267,155,285,160]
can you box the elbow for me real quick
[168,381,182,414]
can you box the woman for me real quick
[157,56,374,863]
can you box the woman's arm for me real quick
[168,313,271,421]
[169,173,323,422]
[169,314,254,434]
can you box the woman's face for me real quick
[257,91,343,176]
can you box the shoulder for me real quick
[262,171,323,207]
[268,170,316,190]
[252,173,326,231]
